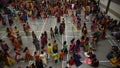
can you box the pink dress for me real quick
[51,8,55,15]
[72,15,76,23]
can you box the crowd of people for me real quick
[107,46,120,68]
[0,0,120,68]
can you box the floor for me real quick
[0,9,118,68]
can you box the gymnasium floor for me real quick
[0,9,118,68]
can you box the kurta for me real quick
[40,53,47,65]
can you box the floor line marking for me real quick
[68,19,80,37]
[107,33,120,49]
[38,19,47,38]
[66,20,69,60]
[65,20,68,43]
[2,35,81,38]
[107,33,114,46]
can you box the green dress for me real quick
[63,44,68,53]
[54,27,58,35]
[84,44,89,52]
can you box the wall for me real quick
[99,0,120,20]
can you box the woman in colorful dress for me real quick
[73,39,80,53]
[52,40,58,53]
[76,16,81,29]
[33,36,40,51]
[17,34,23,46]
[23,24,30,36]
[56,13,61,23]
[67,56,74,67]
[59,50,65,62]
[5,50,15,66]
[9,25,14,35]
[91,36,97,51]
[14,26,19,35]
[54,26,59,35]
[44,31,48,45]
[63,41,68,54]
[40,51,47,66]
[52,53,59,63]
[13,37,22,50]
[0,39,9,53]
[50,27,55,39]
[71,13,76,24]
[32,31,37,39]
[101,27,106,39]
[40,33,45,47]
[47,43,53,59]
[73,53,82,67]
[59,23,64,35]
[80,36,85,47]
[69,38,75,53]
[14,48,23,62]
[23,47,33,62]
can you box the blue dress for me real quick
[74,54,82,67]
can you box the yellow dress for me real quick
[47,45,52,55]
[27,10,32,16]
[52,53,59,61]
[9,26,14,35]
[50,30,54,38]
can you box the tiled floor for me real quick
[0,9,118,68]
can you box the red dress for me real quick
[101,28,106,39]
[41,36,46,46]
[81,39,85,47]
[43,13,47,18]
[59,52,65,59]
[65,9,68,15]
[32,15,35,20]
[68,58,74,66]
[13,38,21,50]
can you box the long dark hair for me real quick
[23,47,28,53]
[63,41,66,45]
